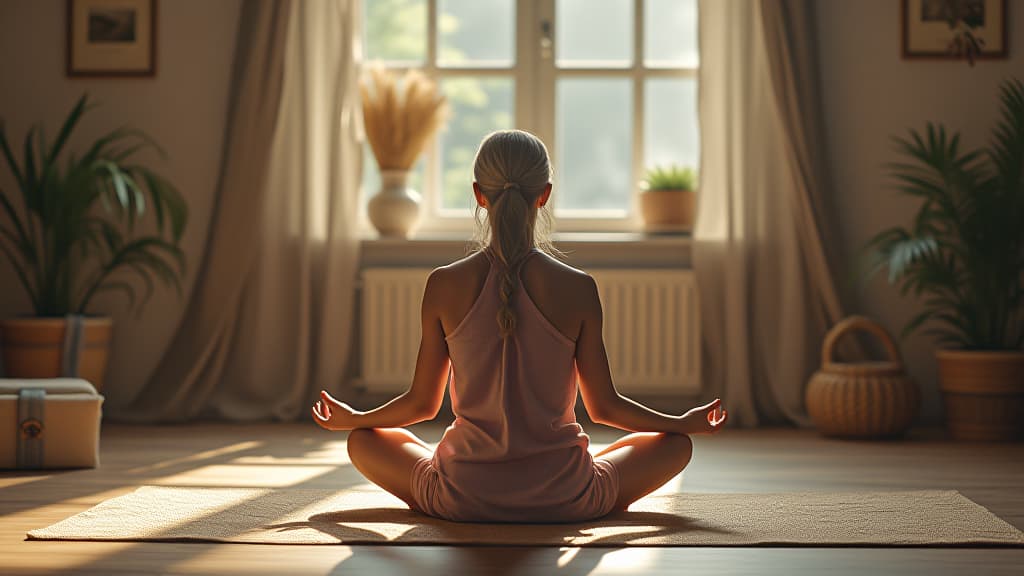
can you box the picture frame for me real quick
[66,0,157,77]
[901,0,1008,61]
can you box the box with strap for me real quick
[0,379,103,469]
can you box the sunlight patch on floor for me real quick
[0,475,49,490]
[232,455,348,466]
[125,441,264,474]
[557,546,580,568]
[4,541,139,572]
[151,464,336,488]
[592,547,659,572]
[171,546,353,574]
[3,487,135,524]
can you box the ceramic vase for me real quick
[368,169,422,238]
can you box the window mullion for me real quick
[514,0,535,133]
[427,0,437,66]
[425,0,440,220]
[536,0,556,177]
[631,0,644,224]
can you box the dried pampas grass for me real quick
[360,65,449,171]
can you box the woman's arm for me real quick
[313,269,451,431]
[575,275,727,435]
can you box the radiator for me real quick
[357,268,700,395]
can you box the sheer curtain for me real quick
[694,0,852,427]
[111,0,363,422]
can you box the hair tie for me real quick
[502,182,520,192]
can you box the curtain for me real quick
[110,0,363,422]
[694,0,851,427]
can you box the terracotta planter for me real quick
[639,189,695,232]
[0,317,113,392]
[936,350,1024,441]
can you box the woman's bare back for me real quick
[434,250,593,343]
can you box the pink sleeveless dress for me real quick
[409,249,620,523]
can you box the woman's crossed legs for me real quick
[345,427,692,514]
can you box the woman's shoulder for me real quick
[426,251,489,293]
[430,248,594,292]
[433,251,489,278]
[522,251,598,305]
[528,250,593,284]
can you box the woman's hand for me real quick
[311,390,361,431]
[679,398,728,434]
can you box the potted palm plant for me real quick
[0,95,187,391]
[639,164,698,232]
[864,77,1024,441]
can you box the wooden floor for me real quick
[2,422,1022,575]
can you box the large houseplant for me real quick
[638,164,698,232]
[864,77,1024,441]
[0,95,187,390]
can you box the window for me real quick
[362,0,699,233]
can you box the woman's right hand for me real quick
[679,398,728,434]
[311,390,361,431]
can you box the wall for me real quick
[2,0,1019,425]
[0,0,241,410]
[817,0,1024,423]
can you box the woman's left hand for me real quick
[311,390,361,431]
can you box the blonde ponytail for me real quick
[471,130,559,338]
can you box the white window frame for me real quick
[363,0,699,235]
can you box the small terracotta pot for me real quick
[936,350,1024,441]
[639,189,695,232]
[0,317,113,392]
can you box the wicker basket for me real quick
[805,316,920,439]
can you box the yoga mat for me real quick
[27,487,1024,547]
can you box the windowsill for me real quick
[360,231,692,269]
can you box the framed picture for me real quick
[901,0,1008,61]
[67,0,157,77]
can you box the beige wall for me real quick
[817,0,1024,423]
[0,0,241,409]
[2,0,1019,424]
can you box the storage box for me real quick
[0,379,103,469]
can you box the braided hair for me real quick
[472,130,558,338]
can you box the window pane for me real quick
[438,77,515,212]
[644,78,699,176]
[438,0,515,68]
[364,0,427,64]
[556,0,633,68]
[644,0,699,68]
[556,78,633,214]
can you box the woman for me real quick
[313,130,727,522]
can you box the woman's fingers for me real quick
[715,408,728,427]
[320,390,341,407]
[698,398,721,413]
[311,405,329,426]
[706,406,728,430]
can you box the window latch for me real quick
[540,20,553,60]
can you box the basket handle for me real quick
[822,315,903,369]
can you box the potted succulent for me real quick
[0,95,187,391]
[864,77,1024,441]
[638,164,698,232]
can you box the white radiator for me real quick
[357,268,700,395]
